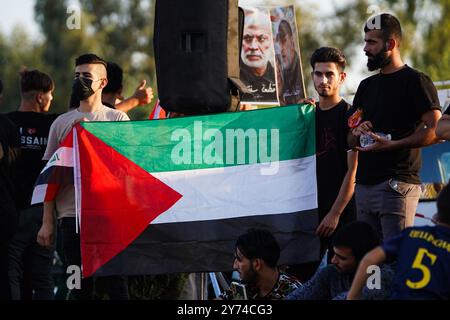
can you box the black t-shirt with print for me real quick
[352,66,440,185]
[7,111,59,210]
[316,99,355,222]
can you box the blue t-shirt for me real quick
[382,225,450,299]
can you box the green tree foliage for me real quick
[0,27,45,112]
[78,0,156,119]
[1,0,157,118]
[0,0,447,115]
[314,0,449,82]
[128,274,188,300]
[411,0,450,80]
[322,0,373,58]
[91,274,188,300]
[35,0,98,114]
[295,4,322,95]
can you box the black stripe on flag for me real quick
[35,166,73,186]
[93,210,320,276]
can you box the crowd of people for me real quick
[0,54,152,300]
[225,13,449,301]
[0,13,449,300]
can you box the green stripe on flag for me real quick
[80,104,315,173]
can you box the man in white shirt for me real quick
[37,53,130,300]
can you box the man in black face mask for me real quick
[37,54,130,300]
[348,14,441,242]
[68,61,154,113]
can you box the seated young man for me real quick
[348,184,450,300]
[286,221,394,300]
[219,228,301,300]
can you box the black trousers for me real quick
[59,217,129,300]
[0,240,11,300]
[8,206,54,300]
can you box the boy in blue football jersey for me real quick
[347,184,450,299]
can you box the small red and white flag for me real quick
[31,129,75,205]
[149,100,166,120]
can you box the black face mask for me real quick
[72,77,95,101]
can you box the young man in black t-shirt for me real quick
[288,48,357,281]
[6,70,58,300]
[312,48,358,255]
[348,14,441,241]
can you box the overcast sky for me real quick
[0,0,38,37]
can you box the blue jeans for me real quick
[8,206,54,300]
[356,179,421,241]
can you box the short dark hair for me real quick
[332,221,380,261]
[277,20,293,40]
[103,62,123,94]
[310,47,347,71]
[236,228,280,268]
[0,79,3,95]
[19,69,54,94]
[75,53,107,68]
[364,13,402,42]
[436,184,450,225]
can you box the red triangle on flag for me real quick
[77,126,182,277]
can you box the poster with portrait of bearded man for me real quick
[239,7,279,105]
[271,6,306,106]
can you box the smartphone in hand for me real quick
[231,281,248,300]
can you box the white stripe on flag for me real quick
[153,105,162,119]
[40,146,74,174]
[31,184,48,205]
[151,156,317,224]
[73,128,81,234]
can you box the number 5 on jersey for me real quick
[406,248,437,289]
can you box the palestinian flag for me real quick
[42,104,319,277]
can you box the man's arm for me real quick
[348,120,373,149]
[347,132,359,149]
[37,200,56,249]
[435,114,450,141]
[317,150,358,237]
[347,247,387,300]
[353,110,441,152]
[285,267,332,300]
[115,80,154,113]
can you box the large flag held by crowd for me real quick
[32,104,319,278]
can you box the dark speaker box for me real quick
[154,0,246,115]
